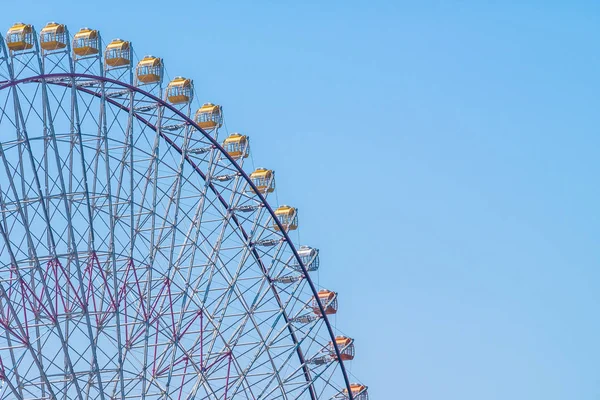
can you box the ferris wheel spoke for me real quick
[39,66,112,398]
[95,79,127,399]
[68,78,101,256]
[143,123,196,391]
[104,89,138,370]
[119,122,165,384]
[168,141,223,287]
[134,106,165,399]
[158,188,209,394]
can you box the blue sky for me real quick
[1,1,599,399]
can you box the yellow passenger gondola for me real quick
[342,384,368,400]
[273,205,297,231]
[6,23,34,51]
[249,168,275,194]
[329,336,355,361]
[40,22,67,51]
[136,56,162,84]
[166,77,193,104]
[195,103,223,130]
[72,28,99,56]
[311,290,338,315]
[104,39,131,67]
[222,133,249,159]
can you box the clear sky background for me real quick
[1,1,599,399]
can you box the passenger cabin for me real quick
[6,23,34,51]
[104,39,131,67]
[40,22,67,51]
[136,56,162,84]
[195,103,223,130]
[329,336,355,361]
[311,289,338,315]
[166,77,193,104]
[295,245,319,272]
[342,384,368,400]
[249,168,275,194]
[273,205,297,231]
[222,133,249,159]
[72,28,99,56]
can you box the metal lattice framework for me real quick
[0,22,367,400]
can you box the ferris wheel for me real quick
[0,22,369,400]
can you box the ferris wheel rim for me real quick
[0,71,355,400]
